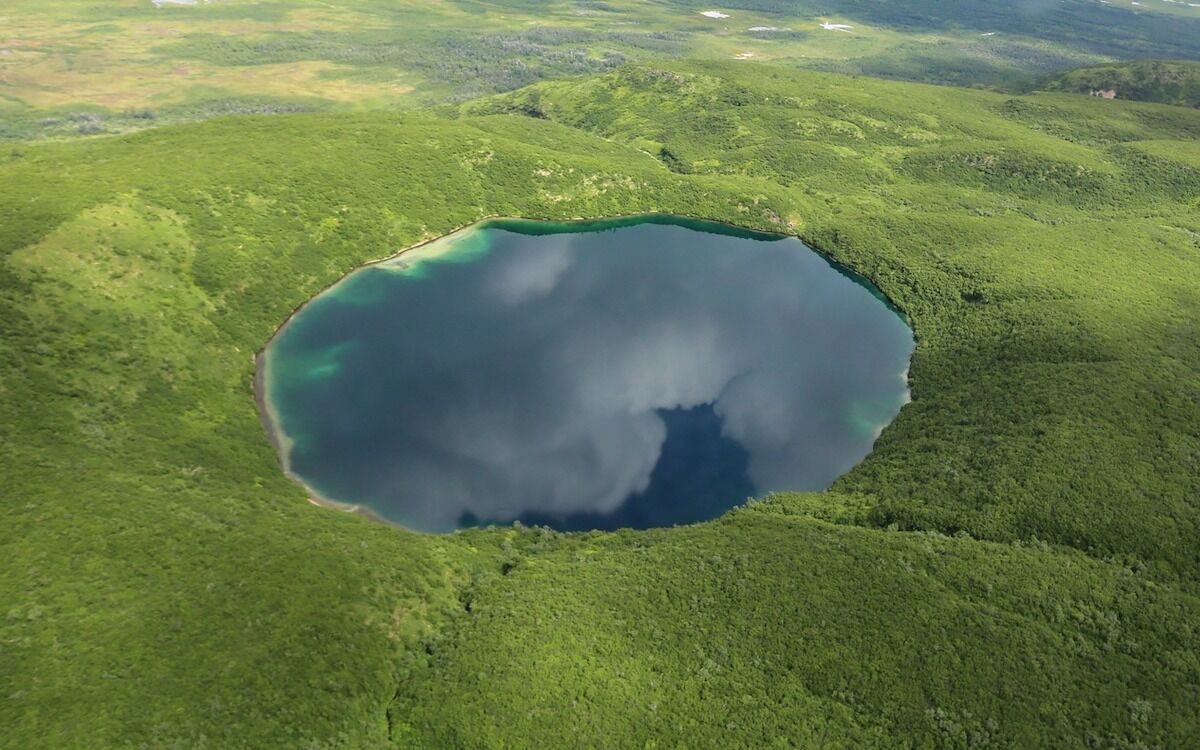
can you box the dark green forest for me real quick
[1040,60,1200,108]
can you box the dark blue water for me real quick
[261,217,914,533]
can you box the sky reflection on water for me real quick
[264,218,914,532]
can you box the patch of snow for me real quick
[700,10,730,19]
[981,32,997,36]
[820,22,854,32]
[152,0,199,6]
[748,26,779,31]
[733,51,755,59]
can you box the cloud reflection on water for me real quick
[267,220,913,532]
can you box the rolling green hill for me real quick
[2,62,1199,748]
[1040,60,1200,108]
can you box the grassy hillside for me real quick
[1040,60,1200,108]
[3,63,1199,748]
[4,0,1200,140]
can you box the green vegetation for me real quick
[1041,60,1200,108]
[3,0,1200,140]
[3,59,1199,747]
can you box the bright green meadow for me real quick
[2,57,1199,748]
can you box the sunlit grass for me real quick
[2,0,1194,139]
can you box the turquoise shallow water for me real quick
[262,216,914,533]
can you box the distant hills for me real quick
[1039,60,1200,108]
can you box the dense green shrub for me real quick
[3,63,1199,748]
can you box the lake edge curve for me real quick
[253,213,915,533]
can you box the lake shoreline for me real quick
[251,212,915,533]
[253,336,411,529]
